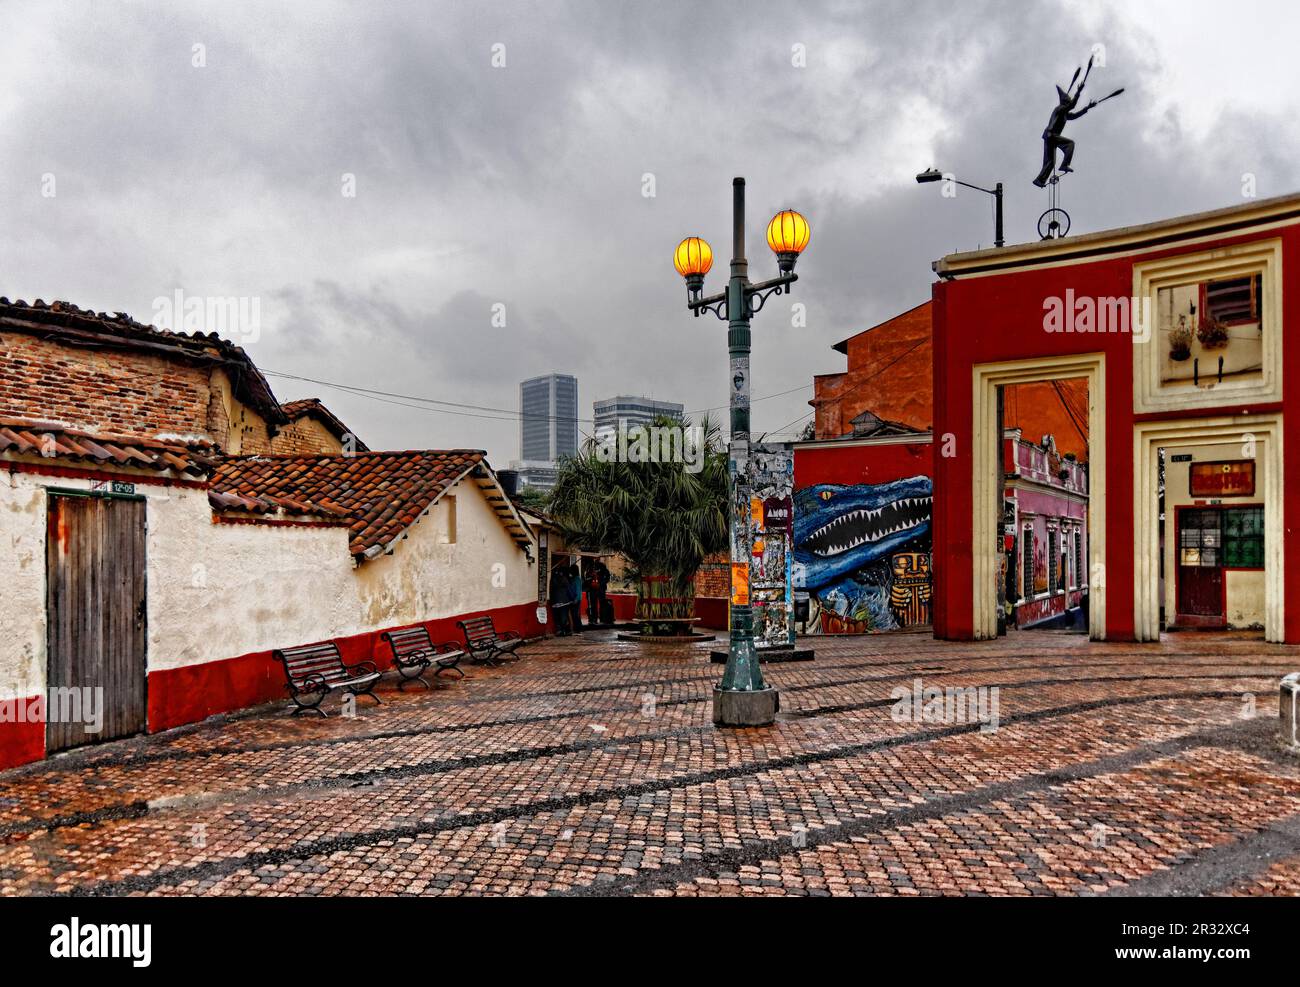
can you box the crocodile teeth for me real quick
[805,496,932,557]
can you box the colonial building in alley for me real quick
[0,299,539,769]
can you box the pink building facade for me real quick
[1003,433,1089,629]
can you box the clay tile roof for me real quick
[280,398,325,418]
[279,397,369,451]
[209,450,528,560]
[205,487,352,520]
[0,418,218,476]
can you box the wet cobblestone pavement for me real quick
[1,630,1298,896]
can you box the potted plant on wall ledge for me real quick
[1169,316,1193,361]
[1197,313,1230,349]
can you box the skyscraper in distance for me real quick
[593,395,684,445]
[513,373,578,490]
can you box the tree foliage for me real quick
[513,485,551,512]
[548,414,728,603]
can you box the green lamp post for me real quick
[674,177,810,727]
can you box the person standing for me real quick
[549,560,574,636]
[586,559,610,626]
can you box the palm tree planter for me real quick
[550,415,727,640]
[635,573,697,637]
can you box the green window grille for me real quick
[1223,507,1264,568]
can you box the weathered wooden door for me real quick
[1176,508,1225,625]
[46,493,147,752]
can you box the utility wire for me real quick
[260,367,813,427]
[1049,379,1089,447]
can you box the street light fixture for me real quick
[766,209,811,275]
[915,167,1005,249]
[675,177,810,728]
[673,236,713,302]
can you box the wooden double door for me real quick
[45,492,148,752]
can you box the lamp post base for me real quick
[712,687,779,727]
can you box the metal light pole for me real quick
[915,168,1005,248]
[674,178,809,727]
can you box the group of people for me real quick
[548,557,610,635]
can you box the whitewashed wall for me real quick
[0,468,535,699]
[0,470,47,701]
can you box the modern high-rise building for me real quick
[519,373,578,461]
[593,395,684,445]
[513,373,578,491]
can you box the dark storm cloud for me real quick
[1,0,1297,461]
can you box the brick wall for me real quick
[222,414,273,455]
[271,416,343,455]
[0,331,275,453]
[815,302,934,438]
[0,332,214,435]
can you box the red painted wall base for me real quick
[0,600,548,772]
[0,713,46,771]
[606,593,728,629]
[147,600,547,733]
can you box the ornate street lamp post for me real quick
[674,177,810,727]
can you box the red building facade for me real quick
[931,194,1300,643]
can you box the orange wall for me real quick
[814,302,1089,460]
[1003,379,1089,461]
[814,302,932,437]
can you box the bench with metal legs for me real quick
[381,625,466,689]
[457,615,525,666]
[273,640,382,716]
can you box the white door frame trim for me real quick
[1133,415,1284,642]
[971,354,1106,640]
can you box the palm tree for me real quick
[549,414,728,635]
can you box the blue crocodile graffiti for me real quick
[793,475,932,589]
[792,476,932,632]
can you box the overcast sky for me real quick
[3,0,1298,464]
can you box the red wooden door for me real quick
[1176,509,1224,624]
[1178,565,1223,617]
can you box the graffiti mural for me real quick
[889,551,932,626]
[792,475,933,633]
[749,443,795,648]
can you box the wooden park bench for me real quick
[272,640,382,716]
[380,625,466,689]
[457,615,525,666]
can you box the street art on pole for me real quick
[748,443,795,648]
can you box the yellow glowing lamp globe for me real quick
[673,236,713,278]
[766,209,810,274]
